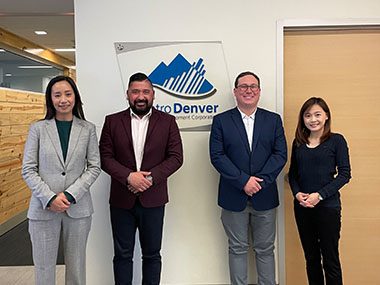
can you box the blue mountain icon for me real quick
[149,53,215,97]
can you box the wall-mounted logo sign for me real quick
[115,41,234,131]
[149,53,216,99]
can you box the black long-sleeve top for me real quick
[289,133,351,208]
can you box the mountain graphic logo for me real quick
[148,53,216,99]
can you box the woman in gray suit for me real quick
[22,76,101,285]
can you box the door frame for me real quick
[275,18,380,285]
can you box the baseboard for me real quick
[0,210,27,236]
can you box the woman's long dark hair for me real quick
[44,76,86,120]
[295,97,331,147]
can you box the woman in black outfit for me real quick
[289,97,351,285]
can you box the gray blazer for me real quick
[22,116,101,220]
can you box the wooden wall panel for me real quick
[0,125,30,137]
[0,88,44,226]
[0,113,44,125]
[284,30,380,285]
[0,102,45,114]
[0,89,45,104]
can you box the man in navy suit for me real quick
[209,71,287,285]
[100,73,183,284]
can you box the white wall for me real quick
[75,1,380,284]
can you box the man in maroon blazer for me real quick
[99,72,183,285]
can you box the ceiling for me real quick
[0,0,75,63]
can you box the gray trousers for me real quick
[221,203,276,285]
[29,213,91,285]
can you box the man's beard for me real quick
[130,99,152,116]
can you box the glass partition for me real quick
[0,48,63,93]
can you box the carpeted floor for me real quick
[0,219,64,266]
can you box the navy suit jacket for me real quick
[99,107,183,209]
[209,107,287,211]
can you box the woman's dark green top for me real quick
[46,119,75,206]
[55,119,73,161]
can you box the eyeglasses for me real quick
[237,84,259,92]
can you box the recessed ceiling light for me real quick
[5,73,12,77]
[25,48,44,54]
[34,30,47,35]
[18,65,53,69]
[54,48,76,52]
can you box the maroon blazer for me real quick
[99,108,183,209]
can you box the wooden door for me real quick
[284,29,380,285]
